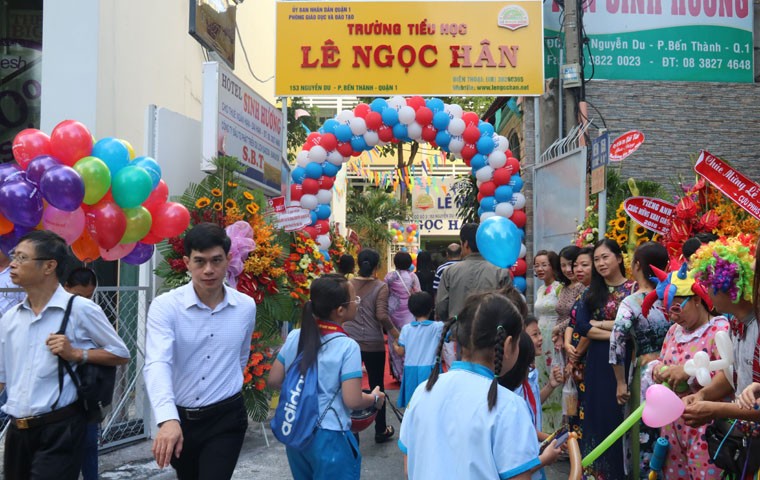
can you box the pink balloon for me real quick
[43,206,85,244]
[99,242,136,261]
[642,384,685,428]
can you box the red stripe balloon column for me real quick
[290,95,526,288]
[10,120,190,264]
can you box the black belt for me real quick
[177,393,242,421]
[10,402,82,430]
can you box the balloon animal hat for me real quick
[641,262,713,317]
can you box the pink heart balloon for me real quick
[642,384,685,428]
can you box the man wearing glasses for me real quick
[143,222,257,479]
[0,230,130,479]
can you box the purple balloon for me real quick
[122,242,154,265]
[40,165,85,212]
[0,226,33,256]
[0,179,43,227]
[0,163,21,185]
[26,155,61,185]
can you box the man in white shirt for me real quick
[144,222,256,479]
[0,230,130,480]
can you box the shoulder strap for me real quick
[395,271,411,296]
[52,295,78,411]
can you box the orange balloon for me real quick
[0,213,13,235]
[72,229,100,262]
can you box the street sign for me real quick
[590,132,609,194]
[694,150,760,221]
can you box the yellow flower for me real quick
[246,203,259,215]
[243,191,254,200]
[211,188,223,197]
[225,199,237,209]
[634,225,647,237]
[195,197,211,208]
[614,217,627,232]
[213,202,223,211]
[617,233,628,244]
[227,181,238,187]
[636,237,649,246]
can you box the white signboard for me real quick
[273,206,311,232]
[202,61,284,195]
[411,177,463,236]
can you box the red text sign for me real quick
[268,196,286,213]
[695,150,760,221]
[609,130,645,162]
[273,206,312,232]
[623,197,676,234]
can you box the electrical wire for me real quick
[583,99,608,131]
[235,23,274,83]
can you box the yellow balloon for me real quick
[120,139,136,160]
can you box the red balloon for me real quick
[319,176,335,190]
[511,209,527,228]
[415,107,433,126]
[510,258,527,277]
[320,133,338,152]
[462,112,480,127]
[336,142,354,157]
[407,96,426,111]
[463,157,472,167]
[365,112,383,131]
[302,143,313,151]
[140,231,164,244]
[50,120,93,167]
[291,183,304,202]
[377,126,394,143]
[302,178,320,195]
[151,202,190,238]
[354,103,370,118]
[142,180,169,212]
[86,201,127,250]
[506,157,520,175]
[304,226,318,239]
[477,192,484,203]
[461,143,477,161]
[315,220,329,235]
[480,181,496,197]
[350,150,362,157]
[505,149,513,158]
[463,126,480,144]
[493,167,512,186]
[306,132,321,146]
[12,129,52,169]
[421,125,438,143]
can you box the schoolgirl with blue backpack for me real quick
[268,273,385,479]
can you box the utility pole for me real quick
[562,0,582,135]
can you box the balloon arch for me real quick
[290,96,528,292]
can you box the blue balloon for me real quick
[470,154,487,171]
[305,162,323,179]
[350,135,368,152]
[513,276,527,293]
[476,216,521,268]
[392,123,408,141]
[478,122,495,137]
[322,162,340,177]
[320,249,331,260]
[476,136,495,155]
[310,210,318,224]
[322,119,339,134]
[370,98,388,113]
[435,131,451,149]
[426,98,445,113]
[316,204,331,219]
[477,207,484,217]
[132,156,162,189]
[432,111,450,130]
[494,185,514,203]
[92,137,129,176]
[382,108,399,127]
[291,167,306,184]
[335,124,352,142]
[480,196,496,212]
[509,175,524,192]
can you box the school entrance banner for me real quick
[276,0,545,96]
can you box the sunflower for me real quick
[243,191,254,200]
[227,181,239,188]
[634,225,647,237]
[636,236,649,246]
[617,233,628,244]
[211,188,223,197]
[246,203,260,215]
[195,197,211,208]
[213,202,223,211]
[225,198,237,209]
[614,217,627,232]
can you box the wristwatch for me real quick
[79,349,89,365]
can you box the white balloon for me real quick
[495,135,509,152]
[448,118,466,136]
[327,150,344,166]
[308,145,327,164]
[300,194,318,210]
[407,122,423,140]
[519,243,527,259]
[349,117,367,135]
[336,110,354,123]
[448,104,464,119]
[487,151,507,169]
[398,106,416,125]
[341,155,351,163]
[388,96,406,111]
[495,202,514,218]
[511,192,526,209]
[377,140,388,147]
[296,150,310,168]
[317,189,333,204]
[316,234,331,251]
[475,165,494,182]
[476,179,483,188]
[448,135,465,154]
[480,211,496,221]
[364,130,379,147]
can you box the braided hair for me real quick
[425,315,458,391]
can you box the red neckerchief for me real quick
[522,379,537,422]
[317,320,346,336]
[731,317,746,339]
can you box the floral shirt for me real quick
[555,283,585,333]
[609,292,670,366]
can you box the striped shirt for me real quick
[432,260,459,292]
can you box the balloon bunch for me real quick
[389,222,419,245]
[10,121,190,264]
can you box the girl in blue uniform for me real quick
[393,292,443,407]
[268,274,385,479]
[399,292,555,479]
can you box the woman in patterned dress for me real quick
[533,249,562,432]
